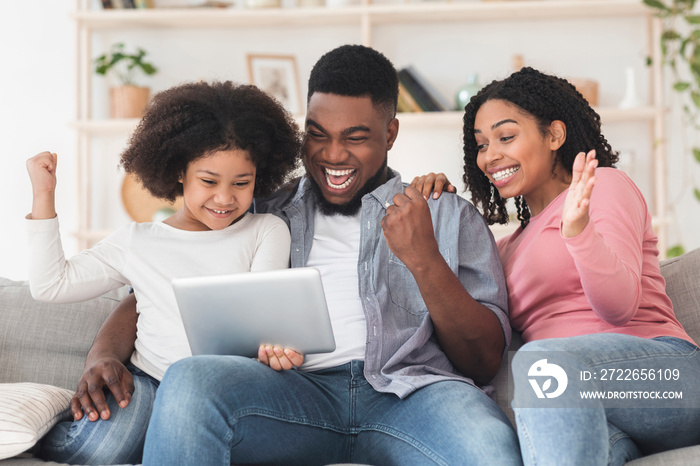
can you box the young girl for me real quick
[461,67,700,465]
[25,81,301,464]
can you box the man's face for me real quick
[303,93,398,215]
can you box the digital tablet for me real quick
[172,267,336,358]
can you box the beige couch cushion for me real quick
[0,278,128,390]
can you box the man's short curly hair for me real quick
[462,67,619,227]
[307,44,398,119]
[120,81,301,202]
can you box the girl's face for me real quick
[174,149,256,231]
[473,99,569,216]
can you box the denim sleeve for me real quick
[456,203,511,356]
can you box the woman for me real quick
[461,67,700,465]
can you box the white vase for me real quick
[618,67,643,109]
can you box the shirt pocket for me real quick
[387,249,452,316]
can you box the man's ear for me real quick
[386,117,399,151]
[548,120,566,150]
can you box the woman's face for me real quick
[175,148,256,231]
[473,99,569,215]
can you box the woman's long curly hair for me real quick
[462,67,618,227]
[121,81,301,202]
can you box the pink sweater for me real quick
[497,168,694,345]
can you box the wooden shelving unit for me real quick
[72,0,667,252]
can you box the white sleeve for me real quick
[249,215,291,272]
[26,216,131,303]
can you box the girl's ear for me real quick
[548,120,566,151]
[178,173,184,183]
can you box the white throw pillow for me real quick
[0,383,73,459]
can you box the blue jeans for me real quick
[143,357,522,465]
[38,365,159,465]
[511,334,700,466]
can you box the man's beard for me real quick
[307,158,388,217]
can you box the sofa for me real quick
[1,248,699,465]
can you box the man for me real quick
[66,45,521,465]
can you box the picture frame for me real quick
[246,54,302,115]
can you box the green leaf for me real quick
[686,14,700,23]
[662,29,682,40]
[680,38,690,58]
[140,63,158,75]
[643,0,669,11]
[666,245,686,258]
[691,91,700,108]
[695,187,700,202]
[674,81,691,91]
[692,148,700,163]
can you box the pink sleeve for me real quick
[561,169,648,326]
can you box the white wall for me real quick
[0,3,76,280]
[1,3,698,281]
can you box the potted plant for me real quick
[94,42,158,119]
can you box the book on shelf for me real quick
[101,0,114,8]
[398,81,423,113]
[397,67,446,112]
[404,65,453,111]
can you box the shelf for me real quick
[71,6,363,29]
[369,0,648,23]
[72,0,668,254]
[72,0,648,29]
[70,106,660,136]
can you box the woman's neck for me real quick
[524,166,572,217]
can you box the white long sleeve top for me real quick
[27,213,291,380]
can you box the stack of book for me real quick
[397,66,452,113]
[101,0,153,7]
[101,1,233,7]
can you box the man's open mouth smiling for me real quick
[324,167,357,190]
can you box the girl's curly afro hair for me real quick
[121,80,301,202]
[462,67,618,227]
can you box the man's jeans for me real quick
[143,357,523,465]
[38,365,159,465]
[512,334,700,466]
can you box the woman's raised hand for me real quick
[562,150,598,238]
[26,151,58,220]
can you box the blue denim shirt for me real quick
[254,169,509,398]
